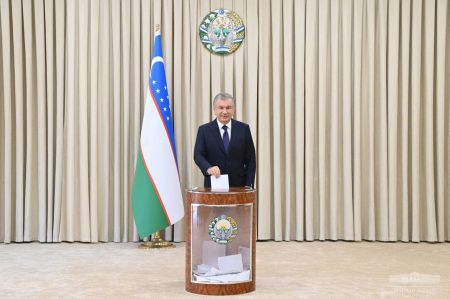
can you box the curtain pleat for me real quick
[423,0,437,242]
[22,0,38,242]
[11,0,25,243]
[130,0,140,241]
[1,0,13,244]
[293,0,306,241]
[352,0,363,241]
[435,0,448,242]
[342,0,353,241]
[89,0,100,243]
[282,0,294,241]
[0,1,4,243]
[44,0,54,242]
[329,0,339,240]
[78,0,90,242]
[0,0,449,243]
[257,0,272,240]
[399,0,411,242]
[63,0,77,242]
[317,0,329,241]
[34,0,47,242]
[53,0,65,242]
[271,0,283,241]
[387,0,400,241]
[410,0,422,242]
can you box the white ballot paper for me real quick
[194,270,251,283]
[218,254,244,274]
[211,174,229,192]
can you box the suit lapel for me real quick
[228,119,238,152]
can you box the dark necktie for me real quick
[222,125,230,153]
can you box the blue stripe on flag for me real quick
[149,33,178,166]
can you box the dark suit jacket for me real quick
[194,119,256,188]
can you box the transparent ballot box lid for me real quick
[191,203,253,284]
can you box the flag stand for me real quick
[139,231,175,249]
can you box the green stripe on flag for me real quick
[132,150,170,237]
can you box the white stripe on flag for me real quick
[140,90,184,224]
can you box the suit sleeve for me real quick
[193,126,212,176]
[244,125,256,187]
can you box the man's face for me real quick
[214,98,235,124]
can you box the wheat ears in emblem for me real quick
[199,9,245,55]
[209,215,238,244]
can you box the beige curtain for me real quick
[0,0,449,243]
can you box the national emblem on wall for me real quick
[199,9,245,55]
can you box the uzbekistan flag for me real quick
[132,30,184,238]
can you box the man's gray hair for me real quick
[213,92,235,106]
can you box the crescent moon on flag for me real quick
[151,56,164,69]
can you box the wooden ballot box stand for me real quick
[185,187,256,295]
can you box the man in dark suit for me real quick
[194,92,256,188]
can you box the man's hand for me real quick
[207,166,221,178]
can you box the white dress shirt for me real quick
[217,119,232,140]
